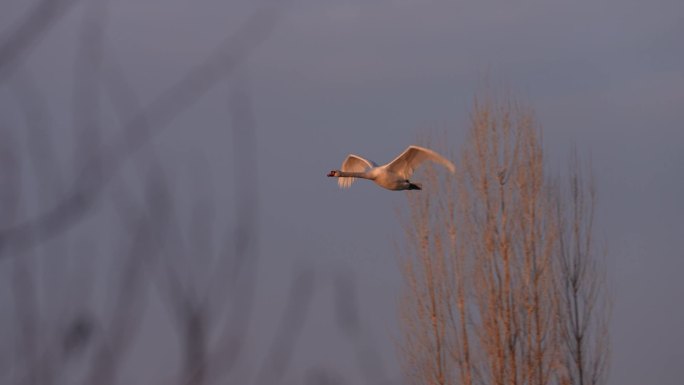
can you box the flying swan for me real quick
[327,145,455,191]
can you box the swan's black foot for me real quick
[408,182,422,190]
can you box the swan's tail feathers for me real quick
[338,177,356,188]
[408,182,422,190]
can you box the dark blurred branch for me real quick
[72,0,109,169]
[0,0,290,258]
[84,174,170,385]
[1,129,41,385]
[0,0,78,83]
[203,69,260,306]
[102,49,213,385]
[10,255,41,385]
[226,72,259,280]
[305,367,346,385]
[6,69,65,385]
[333,268,389,385]
[333,268,361,338]
[191,73,262,384]
[0,128,21,226]
[8,69,63,193]
[255,267,315,385]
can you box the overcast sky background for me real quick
[1,0,683,384]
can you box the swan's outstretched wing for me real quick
[338,154,377,188]
[384,145,455,179]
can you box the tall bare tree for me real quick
[399,95,610,385]
[555,153,610,385]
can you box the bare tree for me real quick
[399,95,610,385]
[398,157,465,385]
[555,152,610,385]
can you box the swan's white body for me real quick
[327,145,455,191]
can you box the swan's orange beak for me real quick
[327,170,336,177]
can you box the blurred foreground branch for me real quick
[0,0,290,258]
[0,0,79,83]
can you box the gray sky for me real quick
[1,0,683,384]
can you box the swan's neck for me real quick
[338,171,372,179]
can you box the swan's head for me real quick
[327,170,340,177]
